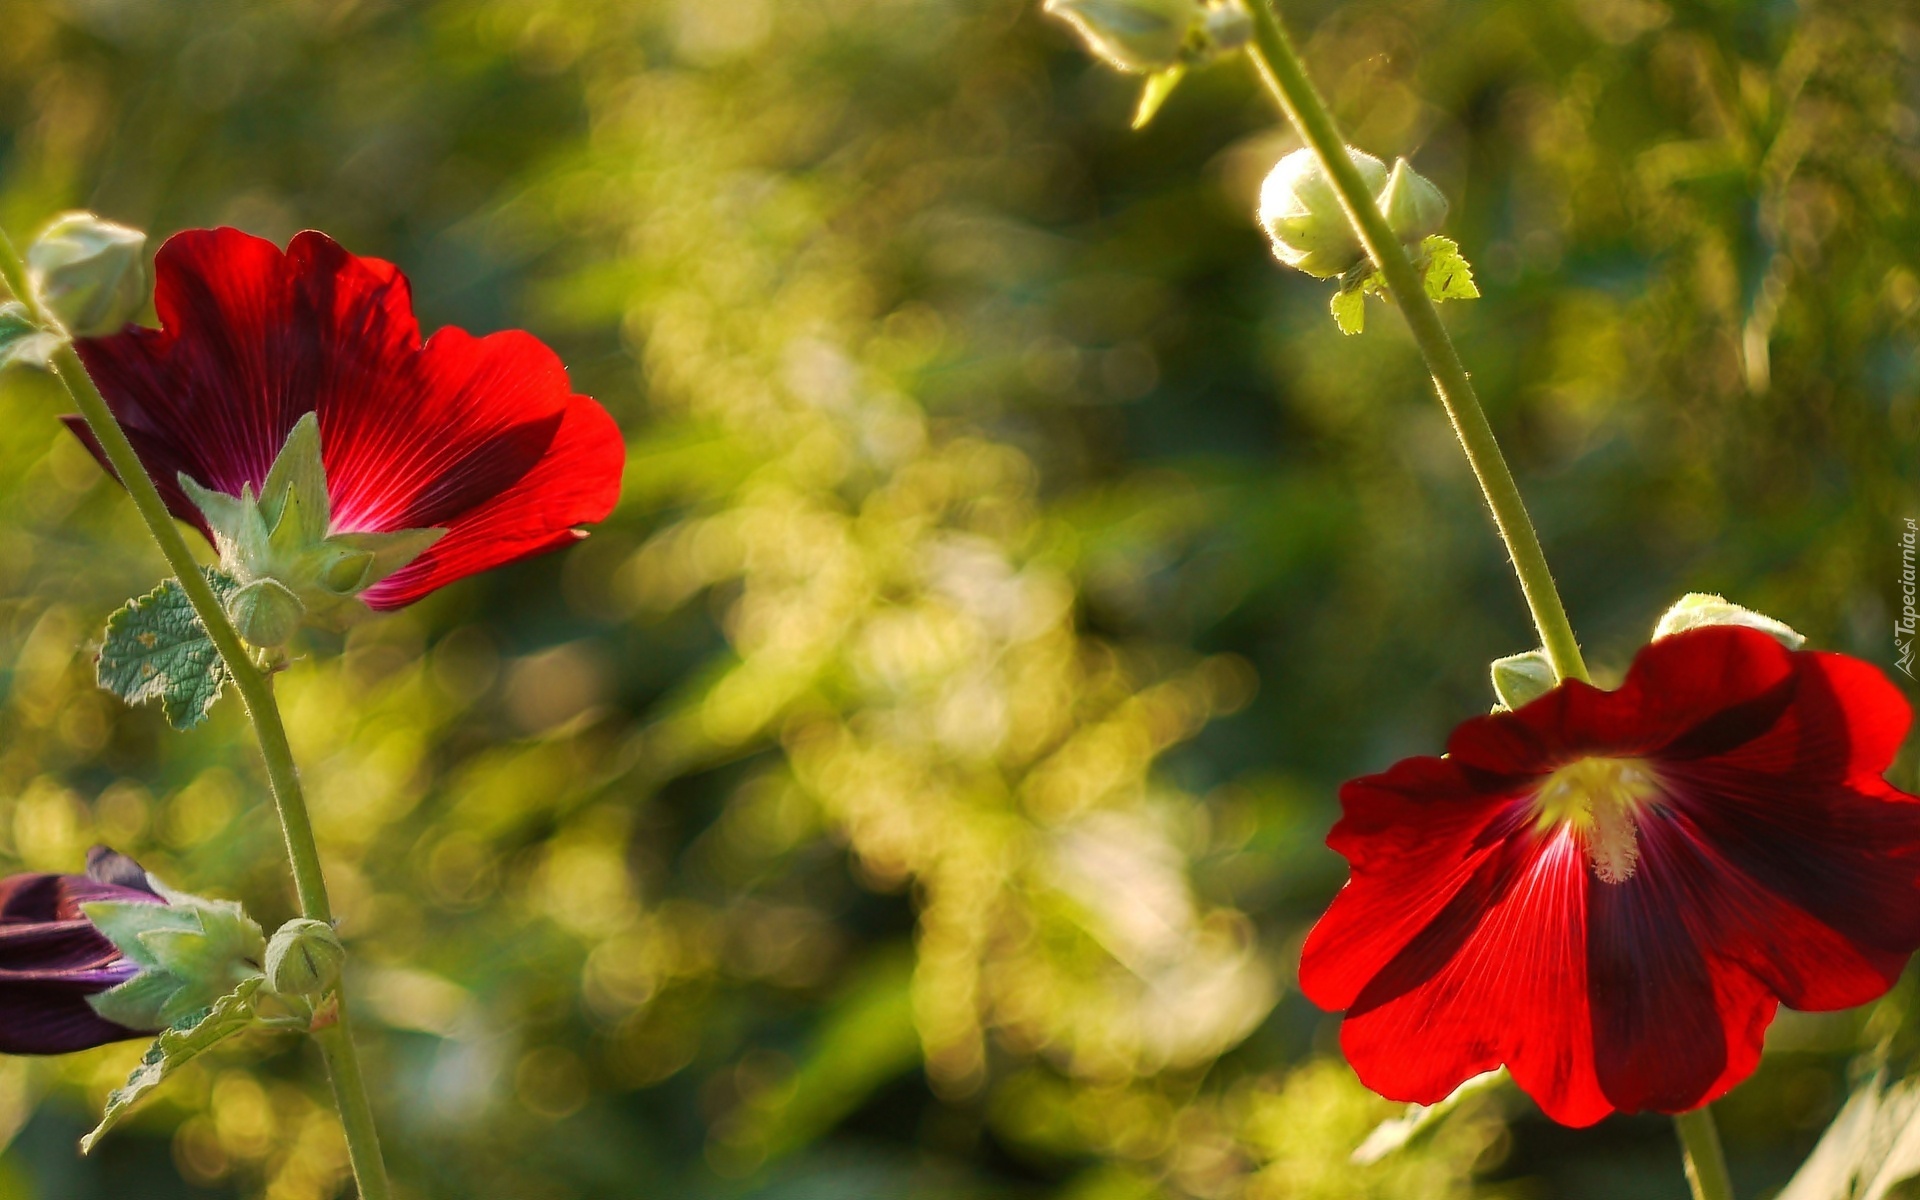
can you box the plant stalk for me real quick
[1675,1106,1737,1200]
[1,229,392,1200]
[1240,0,1589,683]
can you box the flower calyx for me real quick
[1653,593,1804,650]
[178,413,445,646]
[82,875,266,1032]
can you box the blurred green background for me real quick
[0,0,1917,1196]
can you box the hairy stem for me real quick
[1241,0,1589,683]
[0,229,392,1200]
[1675,1106,1737,1200]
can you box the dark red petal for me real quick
[357,390,624,609]
[84,846,156,895]
[1584,817,1777,1113]
[1299,757,1527,1012]
[1337,829,1613,1127]
[1657,653,1920,1011]
[0,987,146,1054]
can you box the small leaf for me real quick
[80,977,261,1155]
[1420,235,1480,302]
[258,413,330,545]
[1131,65,1185,130]
[0,301,61,370]
[96,569,241,730]
[1330,287,1367,335]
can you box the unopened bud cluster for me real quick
[1258,147,1449,278]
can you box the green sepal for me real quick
[324,526,446,592]
[1131,65,1185,130]
[95,568,242,730]
[1489,649,1557,711]
[0,301,61,371]
[1653,592,1804,650]
[82,881,265,1031]
[173,418,445,639]
[80,977,263,1156]
[257,412,329,543]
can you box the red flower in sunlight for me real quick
[0,848,163,1055]
[1299,626,1920,1127]
[66,227,624,610]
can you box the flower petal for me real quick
[1336,828,1612,1127]
[357,388,624,608]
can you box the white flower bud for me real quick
[1043,0,1199,74]
[1378,158,1449,242]
[26,213,148,336]
[1258,147,1388,278]
[1652,594,1804,650]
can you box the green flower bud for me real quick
[1378,158,1449,242]
[1652,593,1804,650]
[1258,147,1388,278]
[1490,649,1557,711]
[264,918,345,997]
[26,213,148,337]
[226,577,306,648]
[1043,0,1198,74]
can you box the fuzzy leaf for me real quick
[1330,286,1367,335]
[1131,65,1185,130]
[96,570,241,730]
[1420,235,1479,302]
[80,977,261,1155]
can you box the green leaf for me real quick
[96,569,241,730]
[0,301,61,370]
[1778,1067,1920,1200]
[1330,287,1367,335]
[1420,234,1479,302]
[258,413,330,545]
[1329,265,1385,336]
[1351,1068,1506,1165]
[80,977,261,1156]
[1130,65,1185,130]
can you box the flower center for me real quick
[1533,757,1661,884]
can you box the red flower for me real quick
[0,848,163,1055]
[1299,625,1920,1126]
[66,228,624,609]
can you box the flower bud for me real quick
[264,918,344,997]
[1653,593,1804,650]
[226,577,306,648]
[26,213,148,337]
[1258,147,1388,278]
[1378,158,1449,243]
[1490,649,1556,711]
[1043,0,1198,74]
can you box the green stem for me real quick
[0,229,393,1200]
[1674,1107,1737,1200]
[1241,0,1588,683]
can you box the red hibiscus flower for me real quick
[0,847,164,1055]
[1299,625,1920,1127]
[65,227,624,610]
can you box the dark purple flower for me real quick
[0,847,163,1054]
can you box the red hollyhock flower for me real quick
[1299,625,1920,1127]
[66,227,624,610]
[0,847,164,1054]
